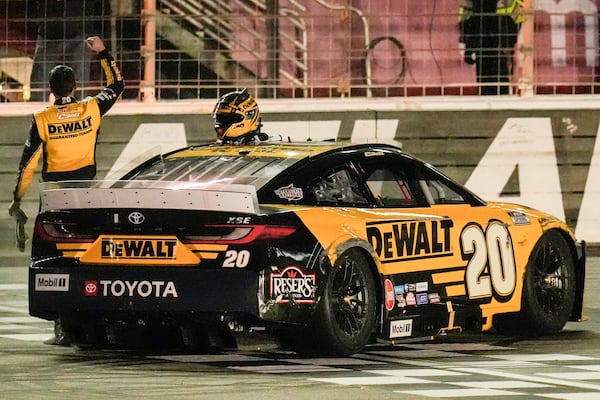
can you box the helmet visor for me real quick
[214,112,244,138]
[215,112,243,127]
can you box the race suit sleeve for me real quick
[12,120,44,201]
[95,49,125,116]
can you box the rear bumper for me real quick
[28,262,260,321]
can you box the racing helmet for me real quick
[212,88,260,143]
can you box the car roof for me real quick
[167,142,402,161]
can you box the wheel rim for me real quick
[330,256,370,337]
[532,239,571,317]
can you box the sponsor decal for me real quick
[416,281,429,292]
[84,280,98,296]
[78,235,199,265]
[384,279,395,311]
[416,292,429,305]
[396,294,406,308]
[57,112,81,120]
[366,219,454,263]
[390,319,413,338]
[101,238,176,259]
[508,211,530,225]
[406,292,417,306]
[47,116,93,139]
[274,184,304,201]
[428,293,441,303]
[97,280,178,298]
[270,266,316,304]
[35,274,69,291]
[393,284,405,295]
[405,283,416,292]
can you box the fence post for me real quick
[266,0,280,98]
[518,0,534,96]
[141,0,156,102]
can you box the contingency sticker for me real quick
[274,184,304,201]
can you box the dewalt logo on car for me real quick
[101,238,177,259]
[78,235,200,266]
[366,218,454,262]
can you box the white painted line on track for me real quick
[489,353,597,362]
[454,367,600,391]
[0,333,51,341]
[396,388,525,397]
[310,375,434,385]
[537,372,600,381]
[535,393,600,400]
[0,284,27,290]
[232,364,340,374]
[449,380,551,389]
[282,357,383,366]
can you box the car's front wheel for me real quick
[312,248,377,355]
[493,230,576,336]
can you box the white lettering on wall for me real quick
[104,123,188,181]
[261,120,341,142]
[465,118,565,221]
[576,123,600,241]
[536,0,598,67]
[351,119,400,146]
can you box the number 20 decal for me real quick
[461,222,517,300]
[223,250,250,268]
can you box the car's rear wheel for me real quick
[493,230,576,336]
[312,248,377,355]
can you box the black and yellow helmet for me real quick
[212,88,260,143]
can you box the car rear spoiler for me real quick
[39,180,260,214]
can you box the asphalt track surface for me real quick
[1,251,600,400]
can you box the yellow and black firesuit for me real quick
[12,47,124,202]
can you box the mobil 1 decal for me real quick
[460,221,516,302]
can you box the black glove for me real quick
[8,200,28,252]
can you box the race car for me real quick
[29,142,586,355]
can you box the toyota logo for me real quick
[128,211,145,225]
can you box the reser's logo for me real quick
[128,211,145,224]
[270,266,316,304]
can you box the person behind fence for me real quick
[29,0,110,101]
[212,88,269,145]
[8,36,123,346]
[459,0,522,95]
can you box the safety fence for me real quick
[0,0,598,102]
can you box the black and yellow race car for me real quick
[29,142,586,355]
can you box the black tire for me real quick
[311,248,377,356]
[493,230,576,336]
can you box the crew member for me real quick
[9,36,124,216]
[7,36,124,346]
[459,0,522,95]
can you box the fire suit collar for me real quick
[53,96,78,105]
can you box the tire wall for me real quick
[2,100,599,259]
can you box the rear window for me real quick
[130,155,298,189]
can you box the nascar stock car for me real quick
[29,142,586,355]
